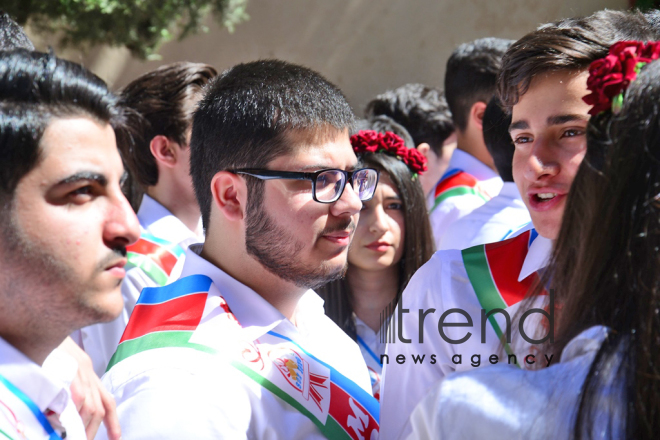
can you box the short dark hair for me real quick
[445,38,513,132]
[190,59,355,230]
[0,12,34,51]
[364,83,454,155]
[498,10,655,109]
[119,62,217,188]
[0,50,123,203]
[482,96,513,182]
[355,116,415,149]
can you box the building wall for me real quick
[40,0,627,114]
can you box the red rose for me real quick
[583,41,660,116]
[379,132,407,157]
[351,130,380,153]
[404,148,428,175]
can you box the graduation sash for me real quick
[125,231,185,286]
[461,229,543,359]
[0,374,62,440]
[430,168,492,213]
[107,275,379,440]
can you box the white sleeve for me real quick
[434,195,489,251]
[97,365,250,440]
[379,252,457,440]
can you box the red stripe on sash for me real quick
[120,293,207,343]
[329,382,379,438]
[483,230,537,306]
[127,238,179,275]
[434,171,479,198]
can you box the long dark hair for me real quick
[541,59,660,439]
[318,136,434,340]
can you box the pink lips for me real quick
[365,240,391,252]
[527,188,567,212]
[106,258,127,278]
[323,231,352,246]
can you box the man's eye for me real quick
[69,186,93,199]
[561,129,584,138]
[513,135,532,145]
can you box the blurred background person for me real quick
[440,96,531,249]
[75,62,216,376]
[318,117,434,401]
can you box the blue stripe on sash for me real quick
[356,335,382,367]
[137,274,212,305]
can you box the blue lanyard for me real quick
[356,335,383,367]
[0,374,62,440]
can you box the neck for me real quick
[347,265,399,332]
[147,184,201,234]
[456,129,496,172]
[200,233,306,322]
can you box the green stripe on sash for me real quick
[231,362,350,440]
[461,245,519,365]
[126,252,169,286]
[0,428,16,440]
[106,331,215,371]
[431,186,490,212]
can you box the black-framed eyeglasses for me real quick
[229,168,380,203]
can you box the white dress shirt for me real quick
[76,195,203,376]
[98,245,373,440]
[404,326,617,439]
[428,149,503,251]
[354,315,386,400]
[0,338,86,440]
[439,182,532,250]
[379,232,553,440]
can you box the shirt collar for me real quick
[497,182,524,201]
[447,149,499,181]
[180,244,324,341]
[137,195,203,244]
[0,338,71,414]
[518,233,553,282]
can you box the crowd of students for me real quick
[0,6,659,440]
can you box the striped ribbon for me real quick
[107,275,379,440]
[125,232,185,286]
[430,168,491,213]
[461,229,541,361]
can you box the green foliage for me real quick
[1,0,249,59]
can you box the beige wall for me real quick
[36,0,626,114]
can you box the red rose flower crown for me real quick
[583,40,660,116]
[350,130,428,177]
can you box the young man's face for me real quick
[2,117,140,326]
[244,129,363,289]
[510,70,591,240]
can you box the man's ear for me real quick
[416,142,432,159]
[150,135,177,168]
[469,101,488,130]
[210,171,246,221]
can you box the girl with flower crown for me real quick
[317,116,434,401]
[404,41,660,440]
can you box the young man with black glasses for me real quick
[100,60,380,440]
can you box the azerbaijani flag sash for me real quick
[461,229,543,359]
[430,168,491,213]
[107,275,379,440]
[0,374,62,440]
[125,232,185,286]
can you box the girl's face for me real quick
[349,173,405,272]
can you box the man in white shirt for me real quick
[102,59,379,439]
[440,96,531,249]
[430,38,513,250]
[379,12,655,440]
[0,50,139,440]
[76,63,216,376]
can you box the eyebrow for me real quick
[56,171,107,187]
[509,114,589,132]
